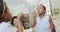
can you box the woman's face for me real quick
[2,6,12,21]
[3,11,12,21]
[37,5,45,15]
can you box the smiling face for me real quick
[37,5,46,15]
[13,18,18,27]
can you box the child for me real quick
[11,16,24,32]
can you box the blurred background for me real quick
[3,0,60,32]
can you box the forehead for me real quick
[37,5,44,10]
[38,5,44,8]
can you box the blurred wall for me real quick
[51,0,60,32]
[51,0,60,10]
[3,0,30,16]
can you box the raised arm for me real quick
[17,12,24,32]
[49,16,55,30]
[31,11,37,28]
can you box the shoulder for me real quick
[45,15,52,18]
[6,25,16,32]
[0,22,16,32]
[4,22,16,32]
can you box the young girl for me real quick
[31,5,55,32]
[11,16,24,32]
[11,16,18,32]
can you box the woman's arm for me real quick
[31,11,37,28]
[31,17,36,28]
[17,20,23,32]
[49,16,55,30]
[17,12,24,32]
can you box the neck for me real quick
[39,14,45,19]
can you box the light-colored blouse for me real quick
[36,15,51,32]
[0,22,16,32]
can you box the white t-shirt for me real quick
[0,22,16,32]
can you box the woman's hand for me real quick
[17,12,24,21]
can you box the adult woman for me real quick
[0,2,23,32]
[31,5,55,32]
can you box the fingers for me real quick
[14,18,22,25]
[32,11,36,18]
[17,12,24,21]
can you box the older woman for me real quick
[0,2,23,32]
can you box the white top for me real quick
[36,15,51,32]
[0,22,16,32]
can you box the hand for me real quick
[14,18,21,27]
[14,18,23,32]
[32,11,36,18]
[17,12,24,21]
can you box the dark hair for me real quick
[0,2,6,23]
[0,2,6,18]
[0,1,5,17]
[0,0,3,16]
[40,5,46,10]
[11,16,17,26]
